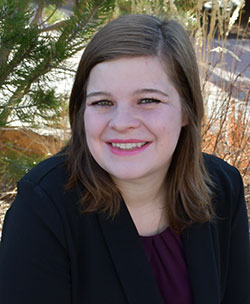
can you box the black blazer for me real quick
[0,153,249,304]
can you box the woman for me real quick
[0,15,249,304]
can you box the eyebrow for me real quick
[86,91,112,98]
[133,88,169,97]
[86,88,169,98]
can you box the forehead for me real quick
[86,56,174,94]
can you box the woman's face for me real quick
[84,56,187,184]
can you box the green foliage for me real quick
[43,4,67,24]
[0,151,45,187]
[0,0,115,127]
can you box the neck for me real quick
[112,174,168,236]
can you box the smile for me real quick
[107,140,151,156]
[111,142,147,150]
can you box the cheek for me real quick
[84,110,106,142]
[84,111,97,151]
[149,109,183,133]
[84,112,91,137]
[84,113,99,160]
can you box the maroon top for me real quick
[140,227,193,304]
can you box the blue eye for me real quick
[139,98,161,104]
[91,100,113,106]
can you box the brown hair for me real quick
[66,14,214,232]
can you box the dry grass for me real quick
[195,1,250,220]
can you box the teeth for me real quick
[111,142,147,150]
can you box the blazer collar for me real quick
[98,200,164,304]
[182,222,220,304]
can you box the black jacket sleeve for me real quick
[0,179,71,304]
[221,169,250,304]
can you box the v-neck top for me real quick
[140,227,193,304]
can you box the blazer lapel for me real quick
[182,222,220,304]
[98,201,164,304]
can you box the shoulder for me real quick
[1,152,79,261]
[5,151,83,243]
[202,153,245,215]
[15,151,81,217]
[17,151,73,201]
[21,151,68,186]
[202,153,242,190]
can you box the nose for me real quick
[108,105,141,131]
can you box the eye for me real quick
[139,98,161,104]
[90,100,113,106]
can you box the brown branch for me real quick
[0,47,11,68]
[60,3,100,48]
[31,1,45,25]
[0,104,39,110]
[39,20,67,32]
[0,48,33,87]
[39,6,58,27]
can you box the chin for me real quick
[110,171,151,183]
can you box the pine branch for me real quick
[55,1,103,54]
[0,0,116,126]
[0,42,37,87]
[0,59,53,125]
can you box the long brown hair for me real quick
[66,14,214,232]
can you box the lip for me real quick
[106,140,151,156]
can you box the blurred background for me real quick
[0,0,249,236]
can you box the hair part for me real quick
[66,14,214,233]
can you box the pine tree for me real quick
[0,0,115,127]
